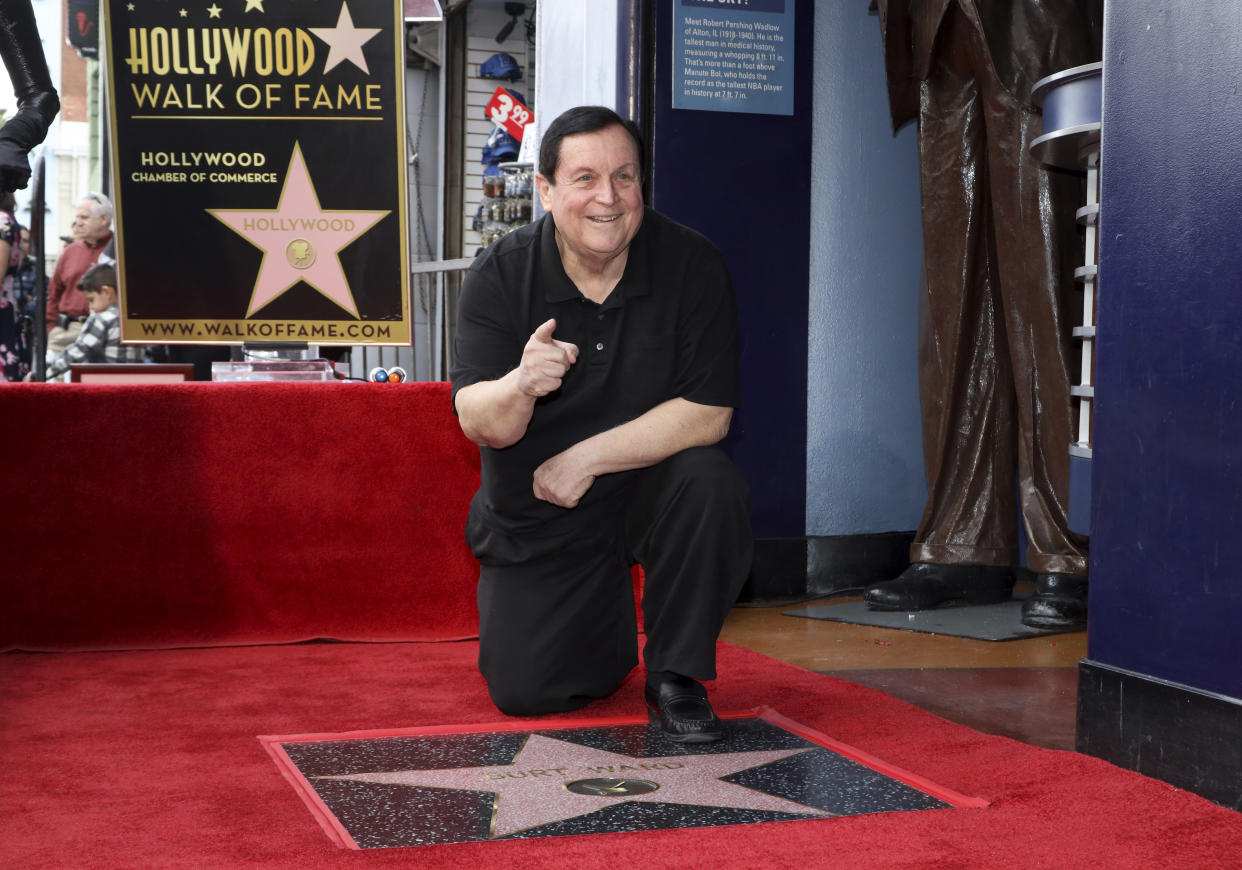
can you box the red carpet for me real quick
[4,640,1241,869]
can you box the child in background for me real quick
[44,264,145,380]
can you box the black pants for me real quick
[474,446,753,716]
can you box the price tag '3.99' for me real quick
[485,86,533,141]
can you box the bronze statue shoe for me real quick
[1020,572,1088,628]
[864,562,1015,611]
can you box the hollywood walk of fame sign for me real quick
[261,709,988,849]
[103,0,411,345]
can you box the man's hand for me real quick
[453,319,578,448]
[517,318,578,399]
[531,399,733,509]
[533,443,597,508]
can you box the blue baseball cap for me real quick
[481,127,520,164]
[479,52,523,81]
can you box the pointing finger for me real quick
[532,318,557,343]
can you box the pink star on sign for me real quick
[309,1,381,74]
[209,142,388,317]
[318,733,831,838]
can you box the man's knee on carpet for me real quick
[484,672,627,717]
[487,686,587,717]
[479,620,636,717]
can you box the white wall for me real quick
[532,0,618,155]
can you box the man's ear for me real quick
[535,173,553,211]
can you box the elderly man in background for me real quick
[45,192,114,361]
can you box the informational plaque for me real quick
[104,0,411,345]
[672,0,795,116]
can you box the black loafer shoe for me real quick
[644,675,723,744]
[1021,573,1088,628]
[863,562,1015,611]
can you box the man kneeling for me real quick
[450,106,752,742]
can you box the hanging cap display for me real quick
[481,127,520,165]
[479,52,523,81]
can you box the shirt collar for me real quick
[540,209,653,306]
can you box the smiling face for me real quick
[536,123,644,273]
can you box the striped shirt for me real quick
[46,305,146,379]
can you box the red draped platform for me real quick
[1,381,482,652]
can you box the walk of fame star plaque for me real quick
[261,708,988,849]
[103,0,411,346]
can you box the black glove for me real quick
[0,0,60,193]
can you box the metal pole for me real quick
[30,155,46,381]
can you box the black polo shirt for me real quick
[450,207,740,553]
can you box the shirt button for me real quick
[596,313,604,320]
[595,342,604,351]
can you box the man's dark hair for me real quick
[538,106,644,183]
[78,262,117,293]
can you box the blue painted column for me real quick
[1090,1,1242,698]
[1078,0,1242,809]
